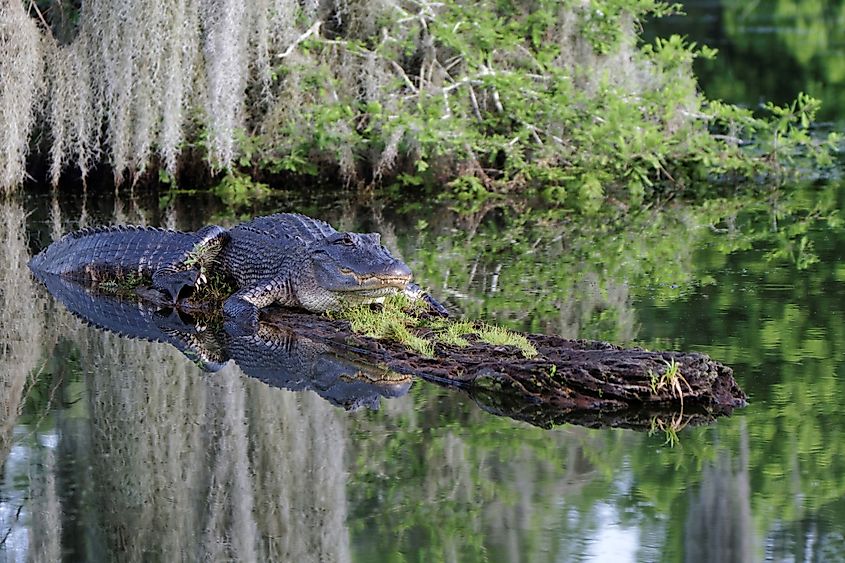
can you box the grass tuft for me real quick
[475,324,538,358]
[330,294,538,359]
[336,297,435,357]
[648,358,693,408]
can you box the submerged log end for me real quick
[483,334,747,412]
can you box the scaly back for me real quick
[230,213,338,242]
[222,213,337,286]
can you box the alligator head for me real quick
[303,231,412,309]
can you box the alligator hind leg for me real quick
[150,224,228,303]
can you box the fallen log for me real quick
[259,307,746,430]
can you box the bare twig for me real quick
[481,65,504,113]
[28,0,50,31]
[527,125,543,146]
[467,85,483,121]
[277,21,323,59]
[388,60,418,93]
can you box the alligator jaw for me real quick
[337,268,412,290]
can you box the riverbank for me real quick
[2,1,837,214]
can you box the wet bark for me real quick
[260,308,746,430]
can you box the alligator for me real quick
[29,213,447,329]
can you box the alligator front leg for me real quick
[223,277,296,334]
[403,283,449,317]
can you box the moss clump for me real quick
[432,319,476,348]
[475,325,538,358]
[330,294,538,359]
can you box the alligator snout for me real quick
[387,261,412,281]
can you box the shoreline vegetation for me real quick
[0,0,838,214]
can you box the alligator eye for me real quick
[333,235,355,246]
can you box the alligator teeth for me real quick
[198,273,207,285]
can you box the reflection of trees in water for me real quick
[346,393,629,560]
[245,377,350,562]
[650,0,845,119]
[0,199,44,464]
[16,187,845,560]
[202,370,259,563]
[84,331,208,560]
[74,327,351,562]
[26,444,63,563]
[684,421,754,563]
[403,207,711,342]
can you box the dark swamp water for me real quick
[5,3,845,562]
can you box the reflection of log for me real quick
[261,308,746,428]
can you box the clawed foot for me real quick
[152,268,203,304]
[422,293,450,317]
[403,283,449,317]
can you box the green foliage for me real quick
[210,173,272,207]
[227,0,833,215]
[582,0,682,54]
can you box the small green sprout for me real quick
[649,414,688,448]
[648,358,693,408]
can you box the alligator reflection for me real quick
[36,273,411,411]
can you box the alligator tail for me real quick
[29,224,229,291]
